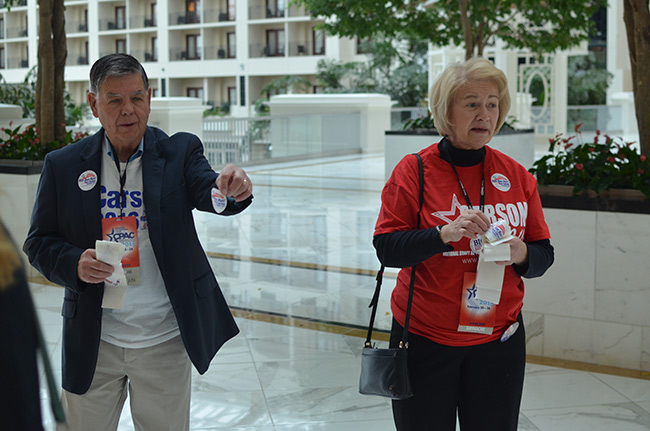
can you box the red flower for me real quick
[574,123,583,133]
[596,129,601,136]
[639,168,645,175]
[565,143,573,150]
[588,147,595,153]
[607,156,616,163]
[641,155,647,162]
[575,163,584,170]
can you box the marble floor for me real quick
[32,153,650,430]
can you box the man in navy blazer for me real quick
[23,54,253,431]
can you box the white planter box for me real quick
[0,161,42,277]
[384,129,535,180]
[524,195,650,372]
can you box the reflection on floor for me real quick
[33,154,650,430]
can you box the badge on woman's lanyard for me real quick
[101,157,141,285]
[441,140,496,334]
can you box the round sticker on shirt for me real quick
[469,236,483,254]
[211,188,227,213]
[78,170,98,191]
[491,173,511,192]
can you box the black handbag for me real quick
[359,153,424,400]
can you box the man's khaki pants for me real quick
[57,336,191,431]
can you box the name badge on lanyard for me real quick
[458,272,495,334]
[101,216,141,285]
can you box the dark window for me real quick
[266,0,284,17]
[116,39,126,54]
[265,29,284,56]
[186,0,200,23]
[115,6,126,29]
[186,34,201,59]
[239,76,245,106]
[151,3,158,26]
[313,27,325,55]
[228,86,236,105]
[187,87,204,100]
[227,32,236,58]
[151,37,158,61]
[357,37,371,54]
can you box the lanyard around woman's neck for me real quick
[440,138,485,212]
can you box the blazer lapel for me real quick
[142,128,166,268]
[78,131,104,243]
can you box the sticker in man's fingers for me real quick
[211,188,227,213]
[78,170,98,191]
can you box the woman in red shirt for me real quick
[374,57,554,430]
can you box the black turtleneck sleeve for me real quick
[512,239,554,278]
[374,137,554,277]
[373,228,453,268]
[374,231,553,279]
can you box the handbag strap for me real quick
[365,153,424,348]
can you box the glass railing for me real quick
[202,112,361,167]
[566,105,623,133]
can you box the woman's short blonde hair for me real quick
[429,57,511,137]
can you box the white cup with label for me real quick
[484,220,512,245]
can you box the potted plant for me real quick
[0,122,89,172]
[529,123,650,213]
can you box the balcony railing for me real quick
[66,55,89,66]
[65,20,88,34]
[249,5,285,20]
[129,50,157,62]
[204,9,235,23]
[204,46,232,60]
[169,48,201,61]
[249,43,285,58]
[100,19,127,31]
[129,15,157,29]
[6,57,29,68]
[287,41,324,57]
[6,27,27,38]
[170,12,200,25]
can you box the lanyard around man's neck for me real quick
[110,147,130,218]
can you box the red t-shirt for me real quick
[374,142,551,346]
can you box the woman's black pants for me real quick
[390,315,526,431]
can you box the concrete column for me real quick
[149,97,207,140]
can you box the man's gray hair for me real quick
[89,54,149,94]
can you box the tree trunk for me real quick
[36,0,55,146]
[458,0,474,60]
[53,0,67,142]
[623,0,650,157]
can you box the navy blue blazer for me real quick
[23,126,252,394]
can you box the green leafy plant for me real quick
[403,111,435,131]
[0,122,89,161]
[529,123,650,198]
